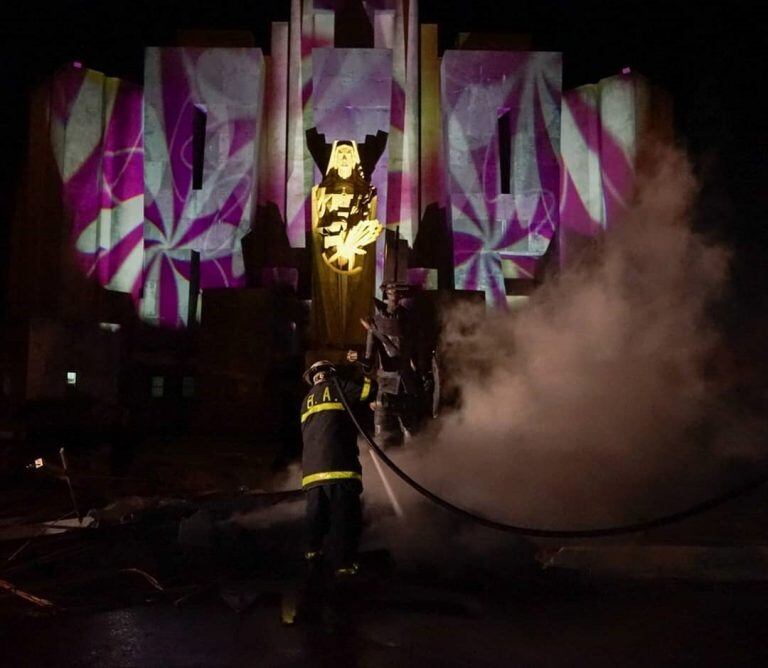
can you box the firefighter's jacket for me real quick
[300,376,375,490]
[364,300,421,396]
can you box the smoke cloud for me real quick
[365,144,766,550]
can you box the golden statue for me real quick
[311,140,382,274]
[306,129,388,348]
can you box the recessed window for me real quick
[66,371,77,386]
[497,108,512,195]
[143,280,158,318]
[151,376,165,398]
[192,105,208,190]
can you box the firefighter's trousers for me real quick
[374,391,421,448]
[305,480,362,572]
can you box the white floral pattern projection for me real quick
[442,51,562,306]
[142,48,264,327]
[50,64,145,301]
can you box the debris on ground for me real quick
[0,516,95,541]
[0,578,56,609]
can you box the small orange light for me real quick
[34,458,44,469]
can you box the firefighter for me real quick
[358,282,423,447]
[300,359,375,580]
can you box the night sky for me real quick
[0,0,765,317]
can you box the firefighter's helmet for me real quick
[303,360,337,386]
[380,281,411,294]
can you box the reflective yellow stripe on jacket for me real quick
[301,402,344,423]
[302,471,362,487]
[360,378,372,401]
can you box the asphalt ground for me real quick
[3,572,768,667]
[3,438,768,667]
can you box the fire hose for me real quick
[332,376,768,539]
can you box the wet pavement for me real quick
[4,444,768,667]
[3,576,768,667]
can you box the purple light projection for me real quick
[559,74,650,259]
[441,51,562,306]
[54,5,671,332]
[285,0,335,249]
[286,0,419,289]
[366,0,419,246]
[259,22,289,226]
[311,48,393,217]
[50,65,145,301]
[142,48,264,327]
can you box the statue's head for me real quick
[327,140,360,180]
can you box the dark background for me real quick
[0,0,765,320]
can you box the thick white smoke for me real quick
[366,144,766,546]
